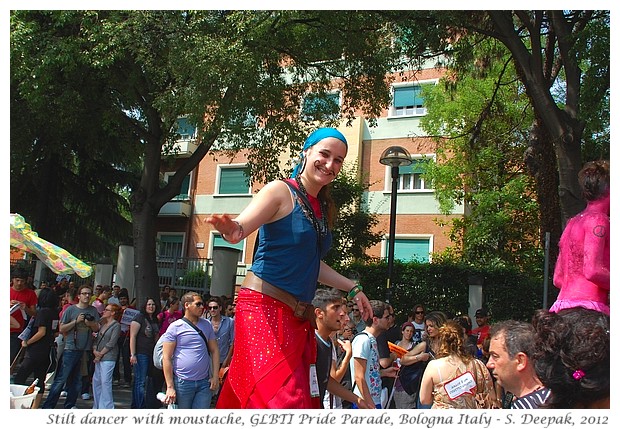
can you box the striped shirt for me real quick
[512,387,550,409]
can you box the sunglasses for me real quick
[208,306,219,310]
[415,311,425,314]
[194,302,204,307]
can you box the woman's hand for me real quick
[205,214,243,243]
[354,291,372,322]
[418,352,431,362]
[337,338,352,357]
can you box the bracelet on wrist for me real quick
[223,220,243,243]
[347,284,363,300]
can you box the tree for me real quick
[390,10,609,274]
[11,11,141,260]
[11,11,404,306]
[326,164,383,270]
[420,41,542,273]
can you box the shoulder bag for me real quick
[399,342,431,395]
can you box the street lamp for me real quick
[379,146,412,303]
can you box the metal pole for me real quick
[543,231,550,309]
[386,165,399,304]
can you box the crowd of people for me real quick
[10,129,609,411]
[9,269,237,410]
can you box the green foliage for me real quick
[345,260,543,323]
[419,41,543,274]
[576,12,610,161]
[10,11,406,306]
[325,164,383,269]
[180,269,210,290]
[10,11,140,260]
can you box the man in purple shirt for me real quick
[160,292,220,409]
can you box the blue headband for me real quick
[291,127,348,178]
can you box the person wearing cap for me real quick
[207,128,372,409]
[10,266,38,365]
[472,308,491,350]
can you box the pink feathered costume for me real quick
[551,193,610,315]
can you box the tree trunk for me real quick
[525,119,562,304]
[131,196,161,309]
[553,115,586,225]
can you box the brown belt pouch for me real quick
[242,272,317,329]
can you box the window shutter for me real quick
[219,168,250,194]
[393,86,425,108]
[394,238,430,262]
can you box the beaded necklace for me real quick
[294,176,328,239]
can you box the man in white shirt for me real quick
[350,300,398,408]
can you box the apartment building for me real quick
[154,65,462,283]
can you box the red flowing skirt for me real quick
[216,288,319,409]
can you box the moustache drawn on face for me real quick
[314,160,336,176]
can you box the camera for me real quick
[82,313,95,321]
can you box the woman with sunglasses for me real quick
[129,297,160,408]
[92,303,121,409]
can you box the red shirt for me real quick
[10,287,38,333]
[472,324,490,346]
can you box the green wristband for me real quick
[347,284,363,300]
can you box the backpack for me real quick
[153,317,209,369]
[153,335,166,370]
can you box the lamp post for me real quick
[379,146,412,304]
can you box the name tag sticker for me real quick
[309,364,320,397]
[444,371,477,400]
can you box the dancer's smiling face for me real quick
[302,137,347,186]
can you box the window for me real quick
[158,234,184,259]
[392,85,427,116]
[217,165,251,195]
[175,117,197,140]
[398,159,432,191]
[393,237,431,263]
[302,91,341,122]
[163,172,191,200]
[211,234,244,263]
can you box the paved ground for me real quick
[37,380,138,410]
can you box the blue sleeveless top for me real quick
[250,184,332,303]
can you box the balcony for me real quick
[167,138,199,158]
[158,200,192,217]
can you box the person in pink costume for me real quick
[551,160,610,315]
[157,297,183,336]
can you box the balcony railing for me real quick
[158,200,192,217]
[167,138,198,158]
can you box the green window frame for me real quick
[218,166,250,195]
[392,85,428,116]
[158,234,184,258]
[302,91,341,122]
[398,159,432,190]
[393,238,430,263]
[175,117,197,140]
[212,234,244,263]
